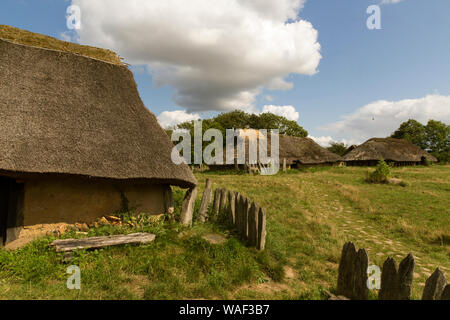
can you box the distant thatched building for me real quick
[208,132,342,171]
[0,34,196,245]
[279,135,343,168]
[343,138,437,166]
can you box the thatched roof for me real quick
[211,132,342,165]
[279,135,343,165]
[0,38,196,188]
[343,138,438,163]
[0,25,124,65]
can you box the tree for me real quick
[391,119,427,149]
[425,120,450,163]
[390,119,450,163]
[327,142,348,156]
[175,110,308,138]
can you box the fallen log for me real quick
[50,232,156,252]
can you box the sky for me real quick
[1,0,449,146]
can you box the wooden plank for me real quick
[51,232,156,252]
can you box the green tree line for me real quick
[390,119,449,163]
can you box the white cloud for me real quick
[308,135,358,148]
[262,105,299,121]
[157,110,200,128]
[380,0,405,4]
[320,94,450,145]
[72,0,321,113]
[308,135,334,147]
[59,31,75,42]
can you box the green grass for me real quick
[1,165,449,300]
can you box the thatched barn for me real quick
[278,135,343,168]
[343,138,438,166]
[0,31,196,246]
[208,131,342,171]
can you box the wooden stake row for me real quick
[197,179,266,250]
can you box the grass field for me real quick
[0,165,449,300]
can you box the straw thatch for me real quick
[0,38,196,188]
[0,25,123,65]
[279,135,343,165]
[343,138,437,164]
[208,132,342,168]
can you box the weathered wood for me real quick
[227,191,236,225]
[441,284,450,300]
[211,188,221,222]
[198,179,212,223]
[180,187,197,226]
[236,195,245,236]
[256,206,266,251]
[422,268,447,300]
[282,158,287,172]
[379,257,399,300]
[337,242,356,299]
[163,186,174,222]
[219,189,228,218]
[234,192,241,228]
[242,197,250,239]
[51,233,156,252]
[248,202,259,246]
[353,248,369,300]
[398,253,415,300]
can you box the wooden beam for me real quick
[50,232,156,252]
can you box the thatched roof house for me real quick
[208,132,342,171]
[0,29,196,246]
[279,135,343,167]
[343,138,438,166]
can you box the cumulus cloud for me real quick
[72,0,321,113]
[320,94,450,145]
[262,105,299,121]
[157,110,200,128]
[308,136,358,148]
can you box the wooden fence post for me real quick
[354,248,369,300]
[219,189,228,219]
[248,202,259,246]
[398,253,415,300]
[379,254,415,300]
[337,242,357,298]
[211,188,221,222]
[422,268,447,300]
[198,179,212,223]
[227,191,236,225]
[379,257,399,300]
[242,197,250,239]
[234,192,242,231]
[256,207,266,251]
[180,187,197,227]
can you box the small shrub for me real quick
[365,159,392,184]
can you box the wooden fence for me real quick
[193,179,266,251]
[336,242,450,300]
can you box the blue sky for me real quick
[1,0,449,145]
